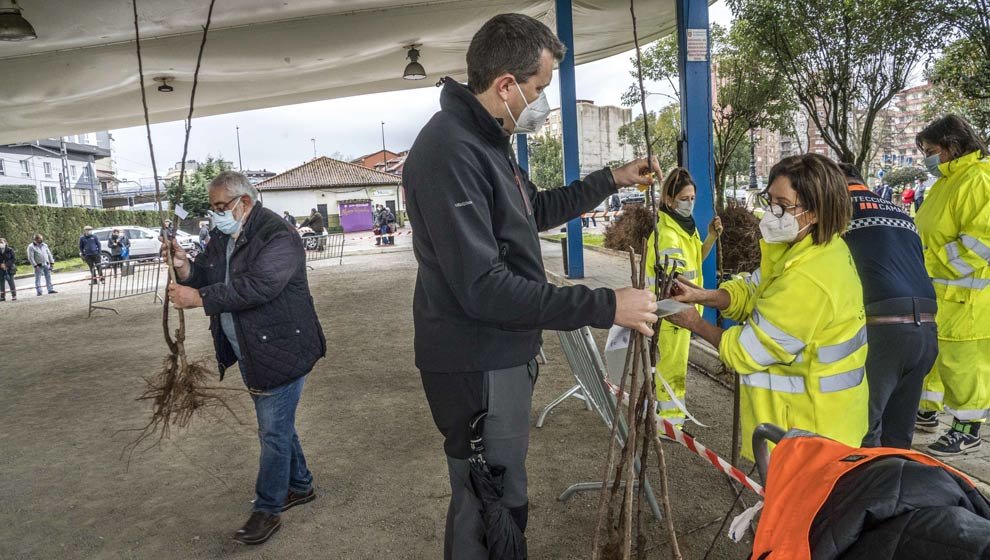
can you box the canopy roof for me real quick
[0,0,678,144]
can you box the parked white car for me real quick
[91,225,196,265]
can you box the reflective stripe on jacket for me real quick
[914,150,990,340]
[720,235,868,460]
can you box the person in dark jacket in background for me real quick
[838,163,939,449]
[0,238,16,301]
[79,225,103,285]
[165,171,326,546]
[107,228,125,277]
[282,211,297,228]
[403,14,660,559]
[300,208,324,235]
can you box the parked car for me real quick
[91,226,195,265]
[620,191,646,206]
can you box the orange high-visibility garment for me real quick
[752,432,974,559]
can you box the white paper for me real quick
[174,203,189,219]
[656,299,693,319]
[729,500,763,542]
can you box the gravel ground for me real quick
[0,248,752,559]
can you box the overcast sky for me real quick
[110,2,733,181]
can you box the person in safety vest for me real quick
[643,167,722,428]
[665,153,868,460]
[914,114,990,456]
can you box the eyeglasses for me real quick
[757,192,804,218]
[210,195,242,215]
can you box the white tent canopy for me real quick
[0,0,679,145]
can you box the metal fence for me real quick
[302,232,345,266]
[546,327,663,520]
[88,258,163,317]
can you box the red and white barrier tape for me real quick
[352,230,414,242]
[580,210,624,219]
[605,380,764,497]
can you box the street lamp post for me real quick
[749,128,758,190]
[380,121,387,170]
[236,126,243,171]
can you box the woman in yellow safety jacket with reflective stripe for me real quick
[644,168,722,427]
[914,115,990,457]
[665,154,868,460]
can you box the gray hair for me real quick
[209,171,259,202]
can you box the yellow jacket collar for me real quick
[759,234,827,276]
[939,150,984,179]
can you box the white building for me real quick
[543,101,635,176]
[256,156,402,232]
[0,136,110,207]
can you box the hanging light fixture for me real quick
[403,45,426,80]
[0,0,37,41]
[154,76,175,93]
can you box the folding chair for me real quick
[550,327,663,520]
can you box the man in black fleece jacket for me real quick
[403,13,659,559]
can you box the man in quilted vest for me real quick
[166,171,326,545]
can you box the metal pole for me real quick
[516,134,530,173]
[311,138,317,159]
[381,121,387,171]
[676,0,716,323]
[236,126,243,170]
[59,137,71,207]
[749,128,757,190]
[555,0,584,279]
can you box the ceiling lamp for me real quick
[0,0,37,41]
[403,45,426,80]
[154,76,174,93]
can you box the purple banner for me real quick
[338,200,374,232]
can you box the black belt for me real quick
[867,314,936,326]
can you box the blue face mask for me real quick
[208,199,243,235]
[924,153,942,177]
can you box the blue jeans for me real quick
[34,266,54,294]
[0,269,14,297]
[246,374,313,514]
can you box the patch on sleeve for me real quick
[454,200,473,208]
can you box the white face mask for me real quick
[208,198,244,235]
[0,243,5,250]
[674,199,695,218]
[924,153,942,177]
[504,80,550,135]
[759,207,811,244]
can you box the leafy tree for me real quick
[711,21,795,209]
[926,37,990,142]
[618,104,680,169]
[621,23,793,209]
[884,166,928,187]
[166,155,232,216]
[527,135,563,191]
[728,0,945,168]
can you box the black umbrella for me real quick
[468,411,528,560]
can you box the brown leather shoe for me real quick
[233,511,281,545]
[282,488,316,512]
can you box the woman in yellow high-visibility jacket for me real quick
[666,154,868,460]
[914,115,990,457]
[644,168,722,427]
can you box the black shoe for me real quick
[281,488,316,512]
[233,511,281,545]
[915,410,939,432]
[48,290,57,294]
[928,427,982,457]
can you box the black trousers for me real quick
[421,360,538,560]
[861,321,939,448]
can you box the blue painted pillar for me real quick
[676,0,716,322]
[556,0,584,278]
[516,134,529,173]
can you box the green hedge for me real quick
[0,185,38,205]
[0,203,162,264]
